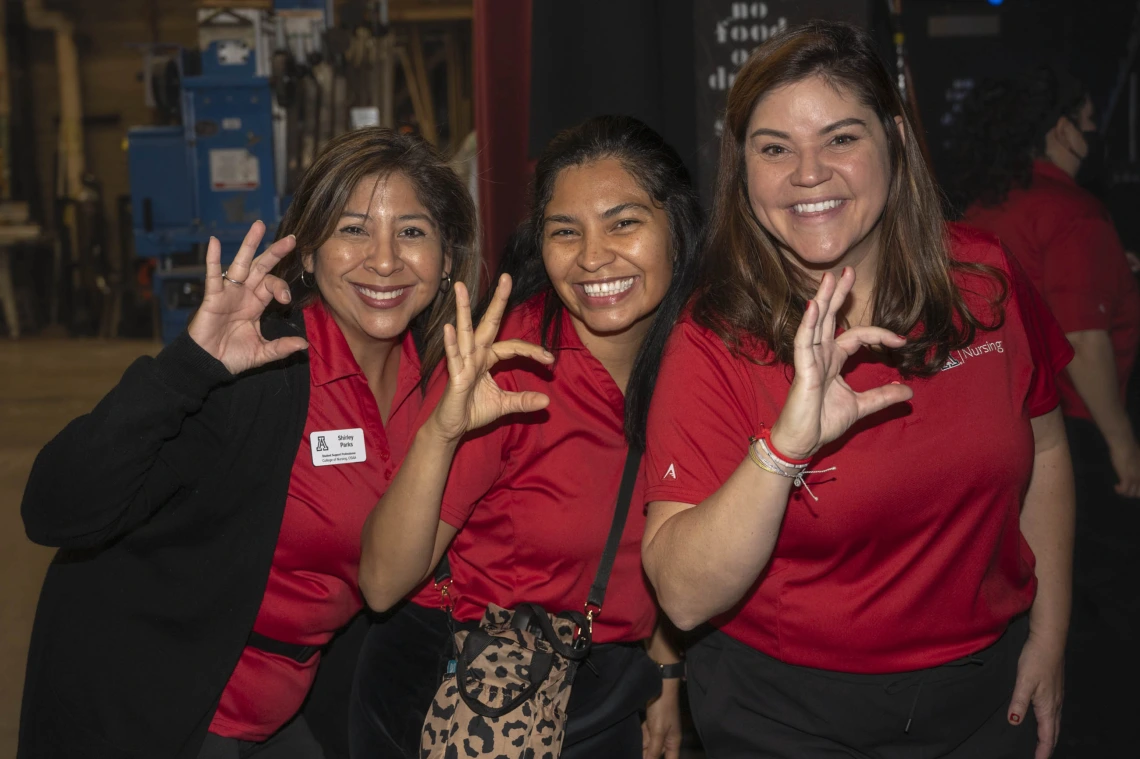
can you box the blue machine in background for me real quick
[127,0,334,342]
[127,40,280,343]
[185,47,279,238]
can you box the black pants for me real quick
[1064,417,1140,631]
[1058,417,1139,756]
[197,717,324,759]
[687,616,1036,759]
[349,601,660,759]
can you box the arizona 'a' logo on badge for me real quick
[940,353,962,372]
[663,463,677,480]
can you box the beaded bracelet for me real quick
[747,440,783,476]
[747,435,836,502]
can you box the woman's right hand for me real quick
[187,221,309,374]
[770,267,914,460]
[427,273,554,443]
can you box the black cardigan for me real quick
[18,313,359,759]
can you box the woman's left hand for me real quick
[642,679,682,759]
[1008,633,1065,759]
[769,267,912,460]
[427,274,553,443]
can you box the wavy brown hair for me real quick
[270,127,479,390]
[693,21,1004,375]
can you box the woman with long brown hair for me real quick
[641,22,1075,758]
[18,127,479,759]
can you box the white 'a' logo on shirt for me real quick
[940,353,962,371]
[663,463,677,480]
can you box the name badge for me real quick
[310,428,367,467]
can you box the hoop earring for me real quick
[300,270,316,288]
[439,271,452,293]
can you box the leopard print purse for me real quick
[419,448,642,759]
[419,603,591,758]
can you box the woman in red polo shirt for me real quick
[19,129,478,759]
[351,116,703,759]
[641,22,1075,759]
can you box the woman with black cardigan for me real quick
[18,128,481,759]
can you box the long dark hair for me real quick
[948,67,1087,212]
[490,115,704,449]
[693,20,1004,376]
[270,127,479,390]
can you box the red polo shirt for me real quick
[965,159,1140,420]
[209,300,426,741]
[645,224,1072,673]
[408,294,656,644]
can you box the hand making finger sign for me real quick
[769,267,915,460]
[430,274,555,443]
[187,221,309,375]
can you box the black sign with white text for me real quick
[693,1,871,199]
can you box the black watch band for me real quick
[657,661,684,679]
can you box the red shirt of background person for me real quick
[640,22,1075,759]
[968,161,1139,424]
[957,70,1140,498]
[353,117,705,759]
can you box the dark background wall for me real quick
[527,0,1139,206]
[529,0,876,203]
[529,0,699,177]
[902,0,1138,186]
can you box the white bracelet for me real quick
[755,437,810,471]
[749,438,837,502]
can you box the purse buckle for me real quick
[436,578,453,613]
[583,603,600,636]
[571,604,599,657]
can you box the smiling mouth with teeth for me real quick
[582,277,636,297]
[354,284,406,300]
[792,199,845,214]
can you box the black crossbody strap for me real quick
[246,630,322,663]
[431,446,641,612]
[586,446,643,611]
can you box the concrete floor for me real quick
[0,338,160,758]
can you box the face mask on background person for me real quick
[1074,123,1106,188]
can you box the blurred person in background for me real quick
[956,68,1140,654]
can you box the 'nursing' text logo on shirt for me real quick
[941,340,1003,371]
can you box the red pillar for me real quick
[472,0,532,281]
